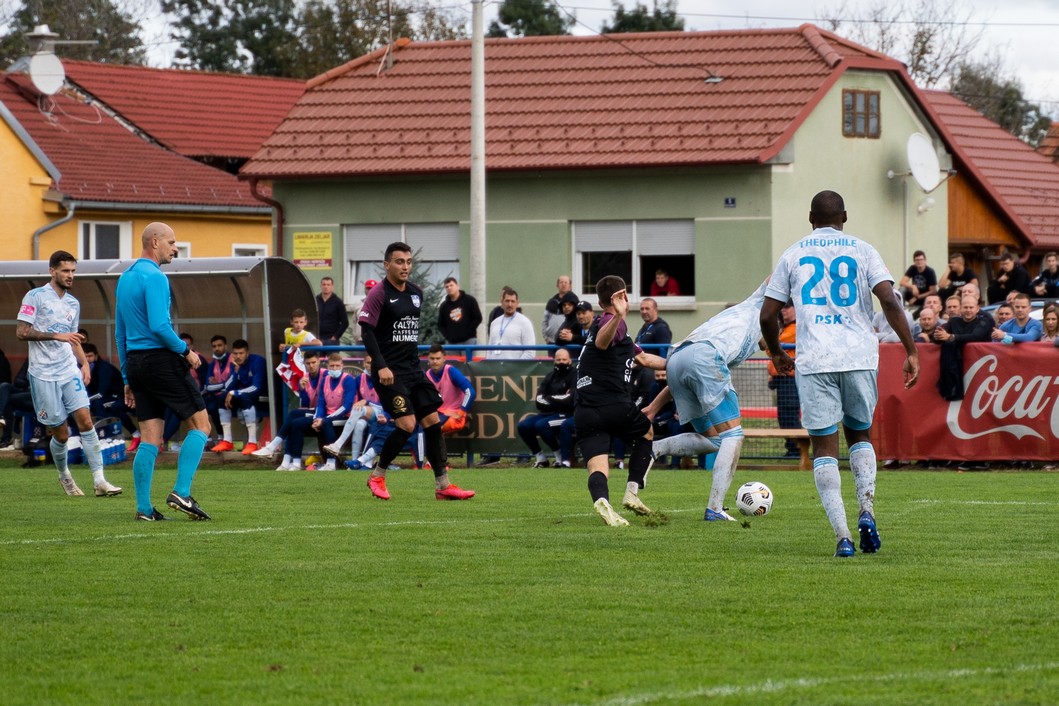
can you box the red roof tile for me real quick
[924,90,1059,250]
[242,25,903,179]
[0,74,266,209]
[62,60,304,160]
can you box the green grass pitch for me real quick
[2,463,1058,705]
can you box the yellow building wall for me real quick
[35,212,273,262]
[0,119,58,259]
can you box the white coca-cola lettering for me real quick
[946,355,1056,441]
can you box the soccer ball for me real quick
[735,481,773,516]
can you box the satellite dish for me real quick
[907,133,941,192]
[28,52,64,96]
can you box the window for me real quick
[843,89,880,138]
[233,244,267,257]
[175,242,191,259]
[342,223,459,300]
[79,221,132,260]
[573,220,694,298]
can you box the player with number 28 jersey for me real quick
[764,227,894,375]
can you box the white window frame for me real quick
[175,241,192,259]
[572,219,696,309]
[342,223,459,305]
[78,220,133,260]
[232,243,267,257]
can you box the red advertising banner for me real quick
[873,342,1059,461]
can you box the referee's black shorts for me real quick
[575,403,651,460]
[126,349,206,422]
[373,370,442,422]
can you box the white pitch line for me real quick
[911,499,1058,506]
[0,508,705,547]
[568,661,1059,706]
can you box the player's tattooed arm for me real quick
[16,321,83,343]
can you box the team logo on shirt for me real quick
[411,295,421,308]
[19,304,34,316]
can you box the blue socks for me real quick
[133,443,160,515]
[174,429,208,497]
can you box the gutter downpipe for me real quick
[32,199,76,261]
[249,178,285,258]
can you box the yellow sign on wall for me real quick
[292,232,333,268]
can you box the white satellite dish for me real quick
[907,133,941,192]
[28,52,65,96]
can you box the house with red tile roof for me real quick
[242,26,959,335]
[62,60,304,171]
[924,91,1059,290]
[0,61,302,262]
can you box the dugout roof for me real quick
[0,257,314,424]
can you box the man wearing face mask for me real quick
[253,349,326,470]
[308,353,357,471]
[517,348,578,468]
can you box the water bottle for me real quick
[33,448,46,463]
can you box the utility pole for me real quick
[470,0,486,341]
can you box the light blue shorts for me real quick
[666,341,741,432]
[795,369,878,435]
[29,375,90,427]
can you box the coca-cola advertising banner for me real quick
[873,343,1059,460]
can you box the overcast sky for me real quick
[142,0,1058,117]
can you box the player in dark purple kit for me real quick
[357,242,475,501]
[575,275,667,526]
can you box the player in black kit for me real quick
[357,242,475,501]
[575,275,667,526]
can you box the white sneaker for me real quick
[275,460,294,471]
[322,442,342,456]
[94,480,123,497]
[622,489,653,516]
[252,443,279,458]
[593,498,629,527]
[60,475,84,496]
[318,460,337,471]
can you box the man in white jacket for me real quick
[488,287,537,359]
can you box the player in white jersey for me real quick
[16,251,122,498]
[760,191,918,558]
[643,279,770,522]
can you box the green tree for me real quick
[162,0,298,75]
[951,59,1052,147]
[601,0,683,33]
[487,0,573,38]
[164,0,466,79]
[0,0,147,66]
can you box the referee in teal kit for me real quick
[115,222,213,521]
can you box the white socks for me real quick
[80,428,106,483]
[331,408,369,452]
[652,432,720,458]
[814,457,850,540]
[50,437,68,475]
[708,428,743,511]
[849,441,877,516]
